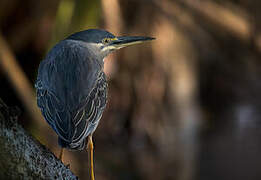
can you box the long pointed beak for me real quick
[110,36,155,49]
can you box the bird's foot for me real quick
[66,163,70,169]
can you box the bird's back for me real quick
[36,40,107,150]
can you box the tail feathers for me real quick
[58,137,86,150]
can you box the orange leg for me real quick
[87,135,95,180]
[59,148,64,161]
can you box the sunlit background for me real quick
[1,0,261,179]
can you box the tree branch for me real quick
[0,98,78,180]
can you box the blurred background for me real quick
[1,0,261,179]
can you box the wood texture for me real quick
[0,98,78,180]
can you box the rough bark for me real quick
[0,98,78,180]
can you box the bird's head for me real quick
[67,29,155,59]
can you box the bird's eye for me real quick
[102,38,110,44]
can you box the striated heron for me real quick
[35,29,154,180]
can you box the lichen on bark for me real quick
[0,98,78,180]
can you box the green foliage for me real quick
[49,0,101,49]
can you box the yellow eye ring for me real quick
[102,38,110,44]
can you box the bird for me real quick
[35,29,155,180]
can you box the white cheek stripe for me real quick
[101,45,117,52]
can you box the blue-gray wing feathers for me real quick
[35,40,107,150]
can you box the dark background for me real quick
[1,0,261,179]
